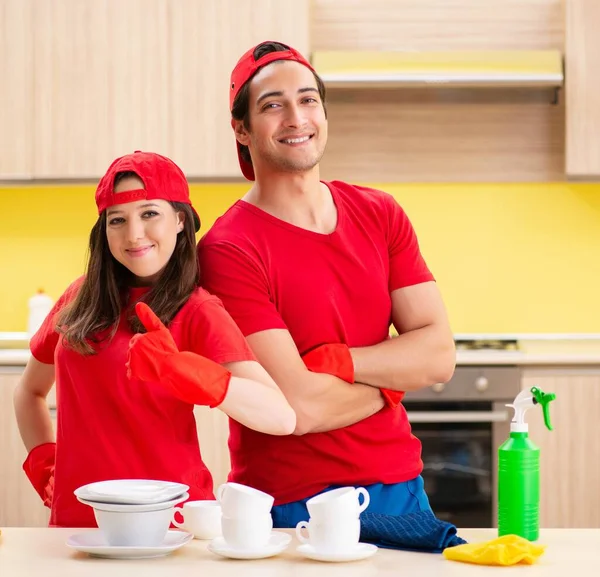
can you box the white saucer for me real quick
[66,529,192,559]
[75,479,189,505]
[76,492,189,512]
[297,542,378,562]
[208,531,291,560]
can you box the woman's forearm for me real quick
[217,376,296,436]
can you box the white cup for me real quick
[94,506,174,547]
[296,518,361,553]
[221,513,273,550]
[306,487,370,522]
[172,500,222,540]
[216,482,274,518]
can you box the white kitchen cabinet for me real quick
[522,368,600,528]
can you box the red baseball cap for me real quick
[229,41,315,181]
[95,151,200,231]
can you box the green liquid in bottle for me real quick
[498,432,540,541]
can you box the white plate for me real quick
[76,492,189,512]
[74,479,189,505]
[66,529,193,559]
[297,542,378,562]
[208,531,291,560]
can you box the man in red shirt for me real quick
[197,41,456,527]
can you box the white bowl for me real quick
[77,492,189,547]
[93,506,175,547]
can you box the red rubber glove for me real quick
[301,343,405,409]
[302,343,354,383]
[23,442,55,509]
[381,389,405,409]
[127,302,231,408]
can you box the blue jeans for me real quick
[271,476,432,528]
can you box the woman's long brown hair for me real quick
[56,200,199,355]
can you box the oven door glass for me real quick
[405,401,500,528]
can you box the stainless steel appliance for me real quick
[403,350,522,528]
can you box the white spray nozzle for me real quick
[506,389,536,433]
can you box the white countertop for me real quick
[0,349,31,365]
[1,334,599,367]
[1,527,599,576]
[455,349,600,366]
[3,347,600,367]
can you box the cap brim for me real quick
[236,141,255,181]
[191,207,201,232]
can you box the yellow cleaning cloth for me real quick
[443,534,546,566]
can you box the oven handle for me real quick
[406,410,510,423]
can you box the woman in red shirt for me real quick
[13,151,296,527]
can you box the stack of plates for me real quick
[68,479,192,559]
[75,479,190,509]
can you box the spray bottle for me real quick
[497,386,556,541]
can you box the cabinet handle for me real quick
[407,410,509,423]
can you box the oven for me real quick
[403,366,522,528]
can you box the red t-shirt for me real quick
[30,280,255,527]
[197,181,435,505]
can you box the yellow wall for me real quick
[1,183,599,333]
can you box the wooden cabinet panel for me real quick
[0,0,34,178]
[168,0,310,178]
[26,0,309,179]
[522,369,600,528]
[32,0,171,178]
[321,89,564,182]
[0,370,51,527]
[312,0,564,51]
[565,0,600,179]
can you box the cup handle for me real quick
[216,483,227,503]
[356,487,370,513]
[295,520,310,544]
[172,506,185,529]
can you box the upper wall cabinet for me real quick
[0,0,309,180]
[166,0,309,180]
[565,0,600,180]
[0,0,34,178]
[310,0,566,183]
[311,0,564,51]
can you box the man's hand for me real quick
[302,343,404,409]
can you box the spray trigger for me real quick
[531,386,556,431]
